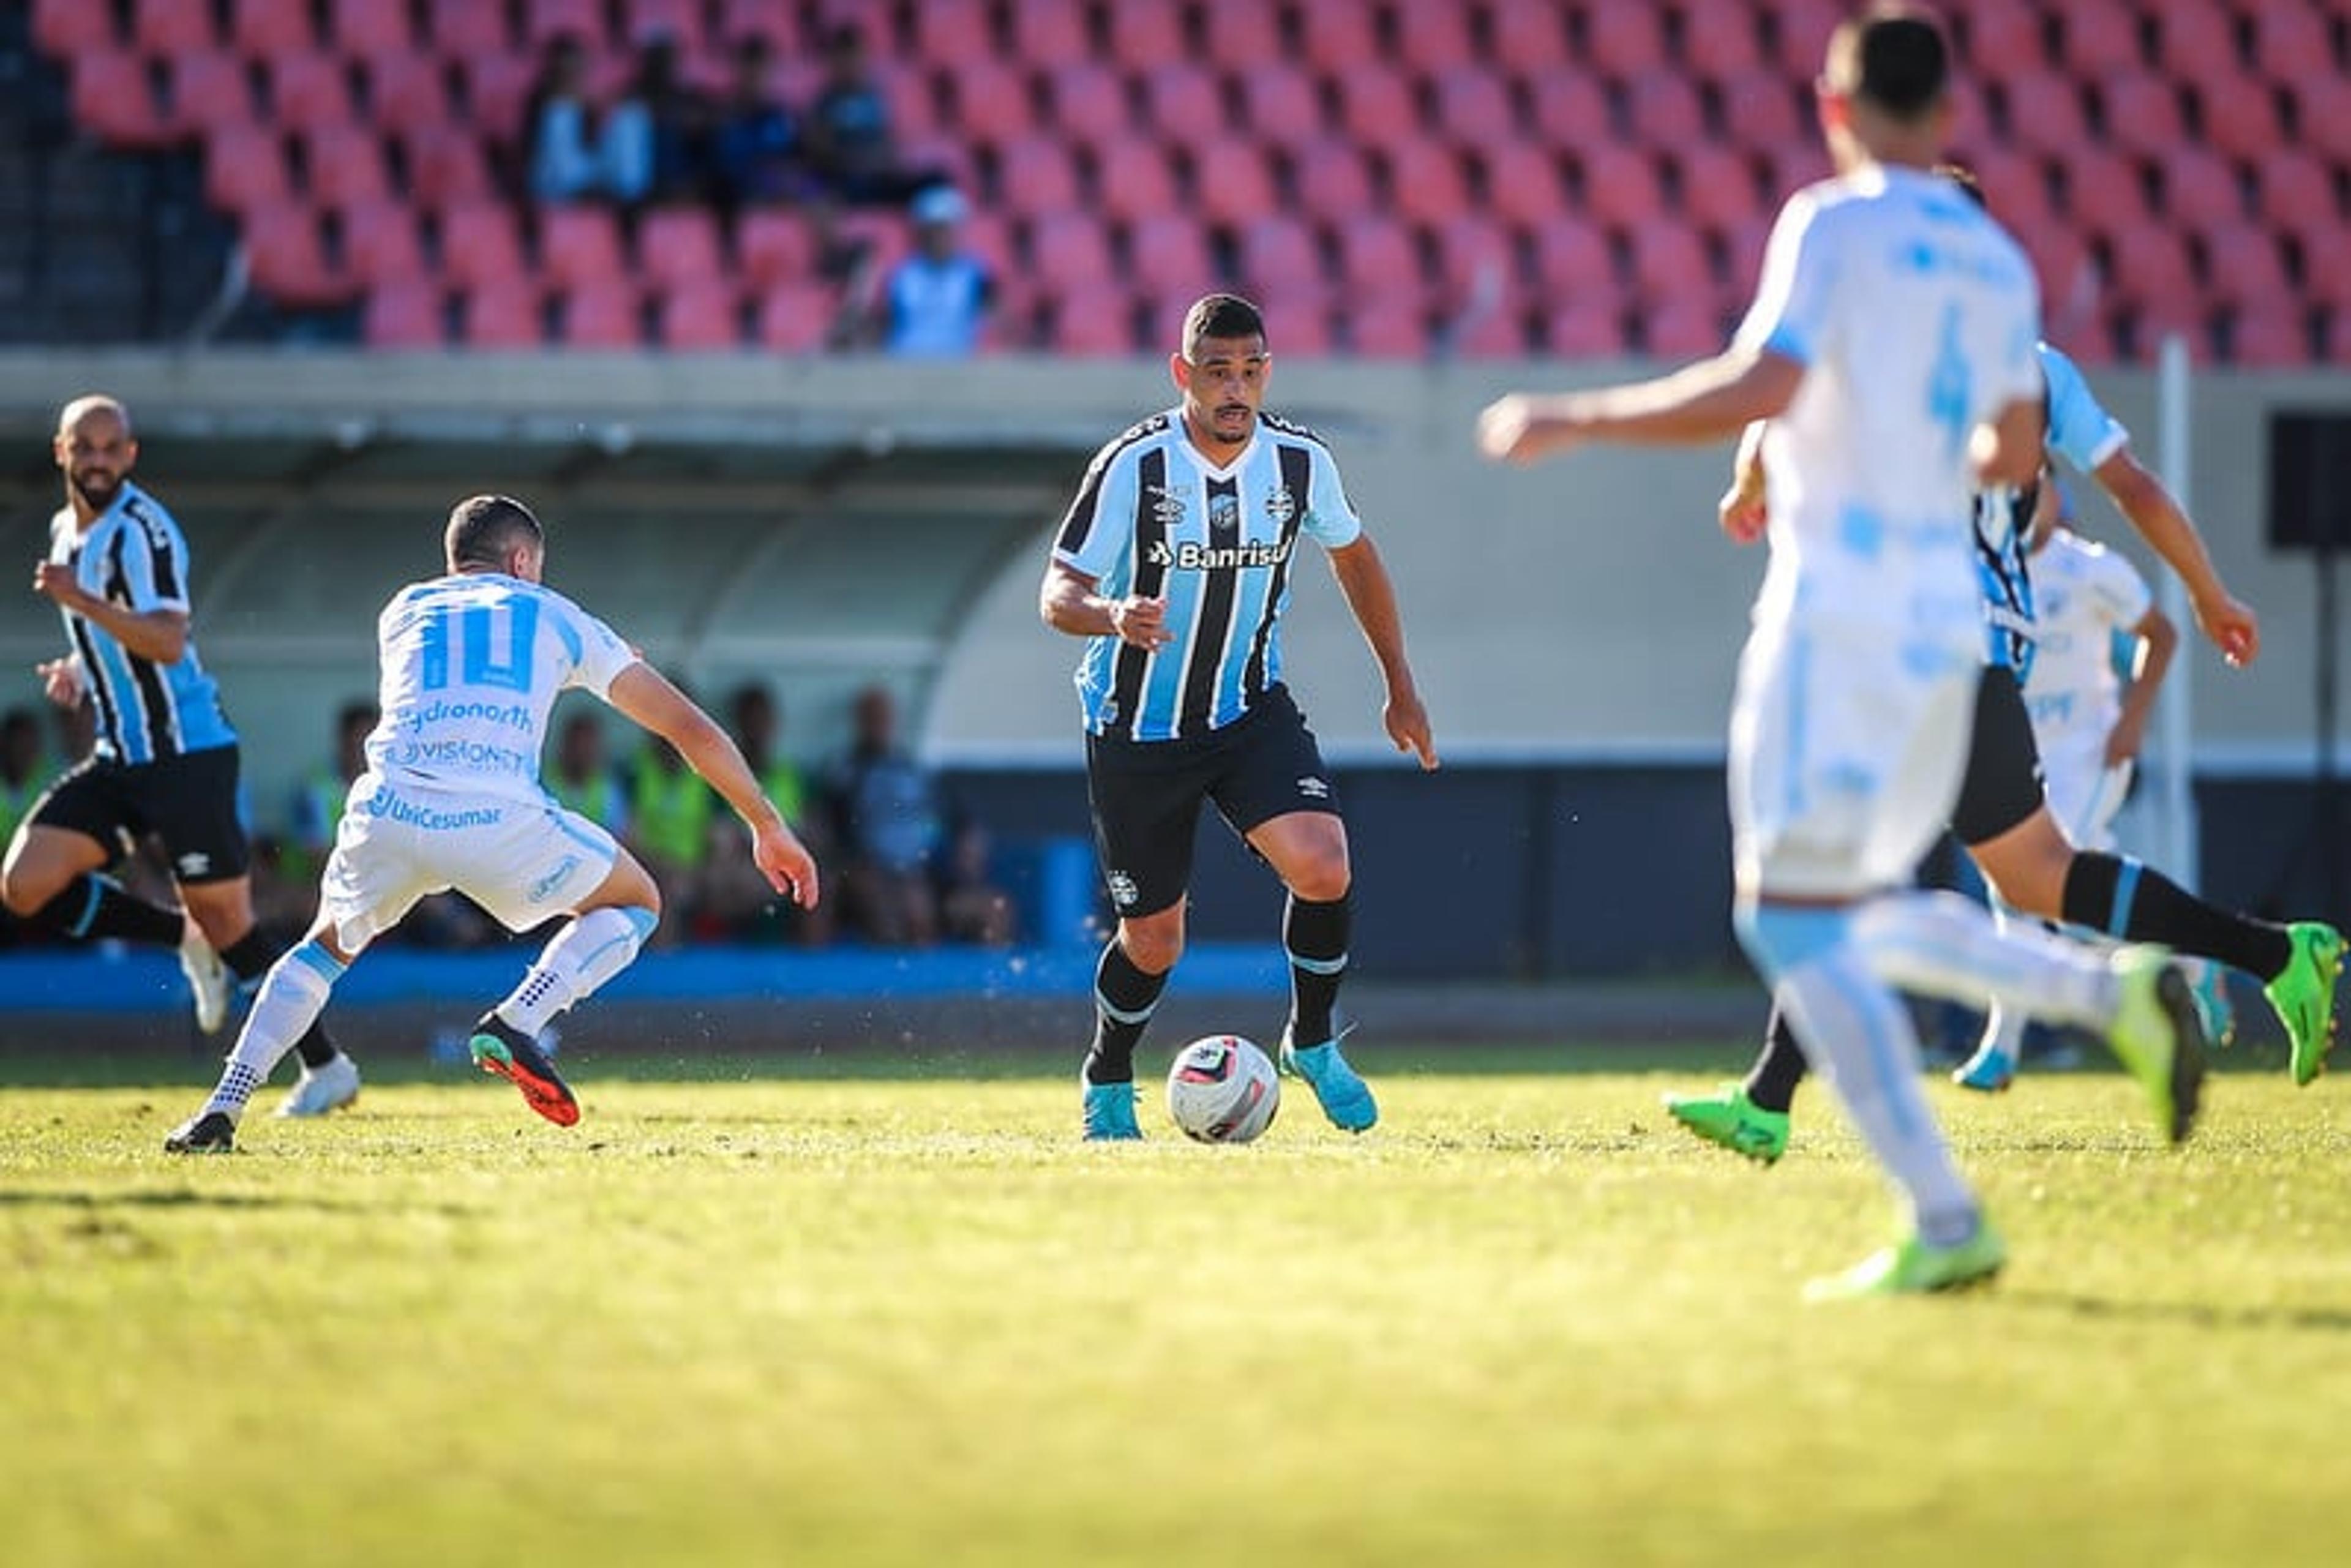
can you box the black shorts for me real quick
[27,745,251,885]
[1084,685,1339,920]
[1949,664,2046,847]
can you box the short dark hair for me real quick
[445,494,543,570]
[1182,293,1267,358]
[1935,161,1988,211]
[1825,5,1950,123]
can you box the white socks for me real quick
[204,941,346,1118]
[494,906,657,1037]
[1853,890,2119,1032]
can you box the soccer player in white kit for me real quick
[1479,6,2205,1297]
[165,495,819,1152]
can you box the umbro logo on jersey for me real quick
[176,851,211,877]
[1146,539,1294,570]
[1296,776,1330,799]
[1146,485,1185,526]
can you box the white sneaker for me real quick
[178,927,231,1035]
[274,1053,361,1118]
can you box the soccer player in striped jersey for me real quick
[3,396,364,1115]
[1480,7,2210,1296]
[1042,293,1437,1140]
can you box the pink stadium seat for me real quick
[2053,0,2146,76]
[943,58,1037,144]
[1673,146,1762,235]
[714,0,794,51]
[1482,0,1574,73]
[1954,0,2045,72]
[1680,8,1767,80]
[362,280,448,347]
[1395,2,1477,75]
[637,207,727,291]
[365,52,454,134]
[1299,3,1383,77]
[326,0,414,56]
[1542,299,1626,358]
[435,201,531,292]
[909,0,994,64]
[2301,223,2351,310]
[34,0,118,56]
[1427,65,1521,148]
[2029,225,2097,332]
[1287,136,1378,227]
[752,280,839,351]
[1579,5,1669,78]
[1045,63,1130,143]
[1089,138,1183,225]
[956,209,1018,282]
[2226,302,2311,366]
[523,0,610,50]
[658,281,744,350]
[2098,72,2186,159]
[989,134,1086,218]
[1450,305,1533,360]
[1753,142,1831,203]
[1640,297,1730,359]
[73,51,172,149]
[1761,0,1847,78]
[1624,70,1709,145]
[1428,212,1517,304]
[1718,211,1774,291]
[1344,301,1430,359]
[2101,222,2199,313]
[1575,143,1668,231]
[2202,227,2293,311]
[1623,222,1720,312]
[454,51,539,143]
[1959,145,2056,235]
[1997,67,2091,157]
[2252,148,2341,236]
[243,200,358,309]
[1233,64,1327,145]
[463,279,547,347]
[397,124,496,208]
[1524,214,1615,297]
[560,282,644,348]
[301,124,392,206]
[267,51,358,133]
[537,204,629,292]
[1051,283,1142,356]
[339,198,429,288]
[167,51,258,137]
[425,0,515,64]
[621,0,710,52]
[2251,1,2337,86]
[1103,2,1184,68]
[738,210,816,288]
[2195,81,2286,163]
[1026,210,1119,296]
[1122,213,1219,299]
[2287,75,2351,163]
[2061,144,2153,239]
[1332,216,1428,304]
[2159,148,2246,230]
[1194,0,1287,75]
[1475,141,1569,228]
[1187,137,1282,230]
[1003,0,1092,70]
[1235,215,1324,299]
[1715,76,1806,155]
[1379,139,1474,227]
[204,124,293,215]
[1518,71,1610,154]
[2151,4,2241,86]
[228,0,317,58]
[1140,62,1223,135]
[132,0,218,55]
[1332,69,1419,153]
[1259,296,1335,356]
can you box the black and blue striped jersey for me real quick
[47,481,236,764]
[1052,409,1363,741]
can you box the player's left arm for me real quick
[2093,448,2257,667]
[1477,349,1806,465]
[31,564,189,664]
[2107,601,2178,767]
[1326,535,1437,770]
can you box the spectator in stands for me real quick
[802,23,946,208]
[626,724,716,945]
[877,185,994,357]
[939,820,1014,947]
[601,30,714,206]
[289,699,379,882]
[525,34,605,203]
[712,34,804,211]
[550,711,629,834]
[700,683,833,943]
[823,683,947,945]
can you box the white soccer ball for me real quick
[1166,1034,1281,1144]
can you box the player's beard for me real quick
[70,470,122,511]
[1215,404,1254,438]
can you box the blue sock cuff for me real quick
[288,939,348,985]
[66,876,105,939]
[618,906,659,944]
[2106,857,2143,939]
[1734,902,1851,981]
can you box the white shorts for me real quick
[319,785,620,951]
[2041,741,2132,854]
[1728,618,1978,902]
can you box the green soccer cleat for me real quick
[1803,1221,2008,1302]
[2265,921,2344,1087]
[2104,947,2206,1146]
[1663,1086,1788,1165]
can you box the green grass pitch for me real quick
[4,1045,2349,1567]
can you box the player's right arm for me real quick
[2091,448,2257,666]
[1039,562,1170,648]
[605,662,819,908]
[36,654,84,708]
[1039,431,1169,647]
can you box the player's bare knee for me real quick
[1119,915,1184,973]
[1285,849,1351,904]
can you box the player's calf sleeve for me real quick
[1086,937,1166,1085]
[496,906,658,1037]
[21,873,182,947]
[1851,890,2114,1029]
[2061,852,2293,980]
[1283,893,1350,1048]
[204,940,346,1117]
[219,928,343,1069]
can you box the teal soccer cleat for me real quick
[1081,1078,1142,1141]
[1280,1027,1378,1133]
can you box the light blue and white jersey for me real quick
[2023,523,2153,749]
[1734,165,2043,659]
[883,252,991,357]
[1052,408,1362,741]
[47,481,236,765]
[359,572,639,811]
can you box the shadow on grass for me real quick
[2004,1288,2351,1335]
[0,1189,480,1218]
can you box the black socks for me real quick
[24,874,182,946]
[2061,852,2293,981]
[1284,894,1351,1048]
[1083,939,1168,1085]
